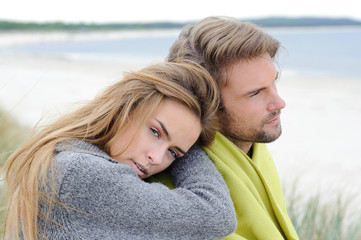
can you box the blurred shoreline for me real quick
[2,26,361,48]
[1,31,361,212]
[0,29,181,48]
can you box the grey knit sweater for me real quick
[39,140,236,239]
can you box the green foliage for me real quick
[248,17,361,27]
[285,179,361,240]
[0,20,187,32]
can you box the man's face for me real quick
[220,53,286,151]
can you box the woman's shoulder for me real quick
[53,140,138,192]
[55,140,116,163]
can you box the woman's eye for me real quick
[150,128,160,138]
[168,149,179,160]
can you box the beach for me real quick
[1,31,361,212]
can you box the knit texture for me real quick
[39,140,236,239]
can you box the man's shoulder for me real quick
[184,145,206,157]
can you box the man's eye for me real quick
[250,90,261,97]
[168,149,179,159]
[150,128,160,138]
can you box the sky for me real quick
[1,0,360,23]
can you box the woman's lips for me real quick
[133,162,147,176]
[135,163,145,173]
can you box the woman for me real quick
[1,61,236,240]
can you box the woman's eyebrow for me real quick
[156,119,169,138]
[175,147,186,155]
[156,119,186,155]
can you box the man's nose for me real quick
[267,89,286,111]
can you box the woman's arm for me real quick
[55,145,236,239]
[169,146,237,236]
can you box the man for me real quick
[160,16,299,239]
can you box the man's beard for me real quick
[252,127,282,143]
[219,109,282,144]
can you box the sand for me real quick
[1,31,361,212]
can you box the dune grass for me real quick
[0,184,5,239]
[285,179,361,240]
[0,108,31,238]
[0,109,31,167]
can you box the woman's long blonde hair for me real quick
[1,61,220,240]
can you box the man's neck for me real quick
[223,135,253,157]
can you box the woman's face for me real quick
[110,99,201,179]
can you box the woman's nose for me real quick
[147,150,163,165]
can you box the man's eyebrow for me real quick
[241,85,266,97]
[156,119,186,155]
[244,71,279,97]
[275,71,280,81]
[247,87,265,95]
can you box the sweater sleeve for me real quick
[55,145,236,239]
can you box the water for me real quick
[3,26,361,79]
[269,27,361,79]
